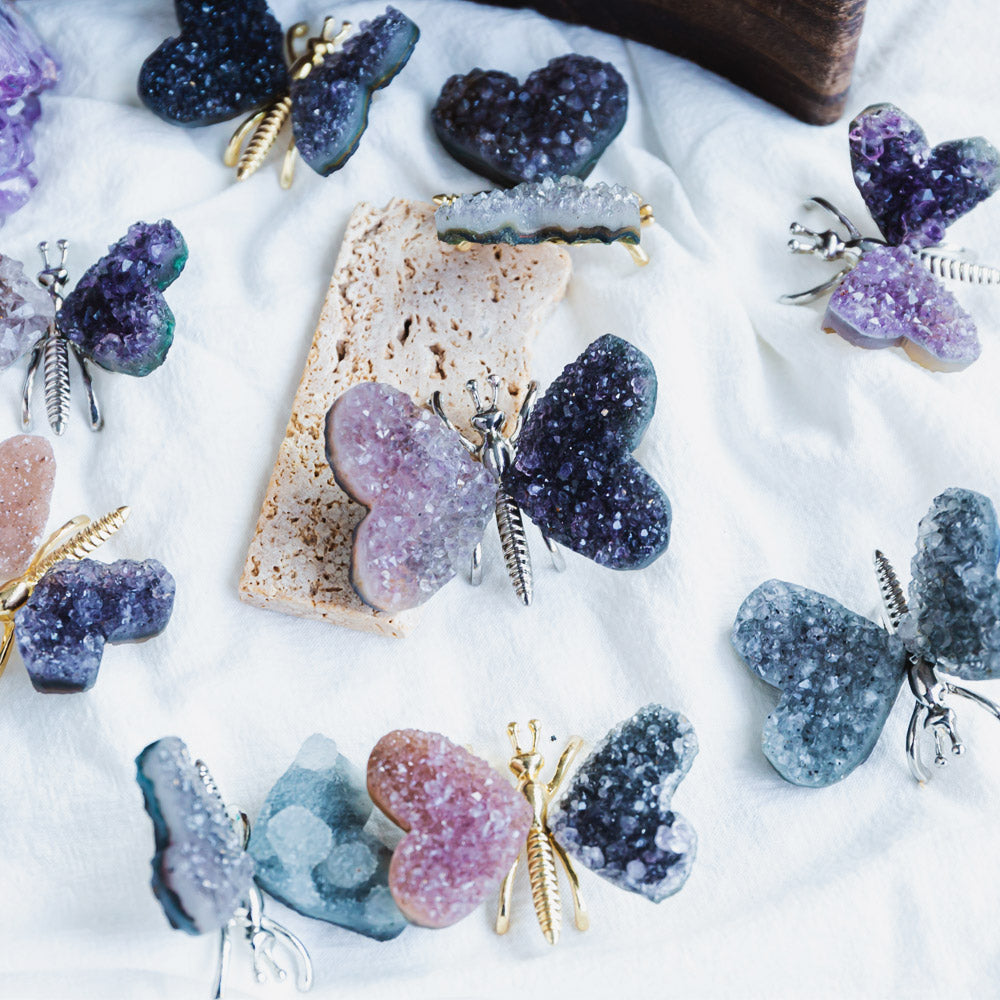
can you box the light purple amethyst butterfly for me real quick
[782,103,1000,373]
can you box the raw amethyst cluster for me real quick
[850,103,1000,248]
[291,8,419,176]
[432,54,628,186]
[0,3,58,221]
[16,557,175,692]
[0,252,54,370]
[58,220,188,376]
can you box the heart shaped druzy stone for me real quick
[290,8,418,176]
[137,737,255,935]
[550,705,697,902]
[431,54,628,187]
[902,488,1000,681]
[138,0,287,126]
[506,334,671,570]
[0,434,54,580]
[326,382,497,613]
[850,103,1000,249]
[823,244,980,372]
[248,734,407,941]
[732,580,907,787]
[58,220,188,377]
[16,557,175,692]
[367,729,531,928]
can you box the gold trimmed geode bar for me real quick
[239,198,571,636]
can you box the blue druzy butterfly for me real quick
[0,220,187,434]
[732,488,1000,787]
[139,1,418,187]
[325,334,672,612]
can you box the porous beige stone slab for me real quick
[239,198,571,636]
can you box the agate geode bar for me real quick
[248,734,407,941]
[436,177,641,248]
[137,737,255,934]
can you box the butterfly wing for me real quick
[732,580,907,787]
[903,488,1000,681]
[136,737,255,935]
[138,0,286,126]
[58,220,187,376]
[290,8,419,177]
[549,704,697,902]
[505,334,670,570]
[0,433,54,579]
[850,103,1000,249]
[325,382,497,613]
[367,729,531,928]
[823,244,981,372]
[0,254,55,371]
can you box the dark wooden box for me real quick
[476,0,868,125]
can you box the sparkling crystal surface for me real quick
[824,244,980,372]
[901,488,1000,681]
[248,734,407,941]
[367,729,531,928]
[436,176,641,247]
[732,580,907,787]
[58,220,188,376]
[16,557,175,693]
[432,54,628,187]
[291,8,418,176]
[0,434,54,579]
[850,103,1000,248]
[0,253,54,369]
[550,705,697,902]
[138,0,286,126]
[0,4,57,221]
[136,737,255,935]
[326,382,497,613]
[506,334,671,570]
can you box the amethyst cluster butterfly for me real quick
[139,0,419,187]
[325,334,671,613]
[783,103,1000,372]
[732,488,1000,788]
[0,220,187,434]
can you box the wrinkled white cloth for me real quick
[3,1,1000,997]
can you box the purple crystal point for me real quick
[851,103,1000,248]
[432,54,628,187]
[58,220,188,376]
[0,252,54,369]
[16,557,176,693]
[326,383,497,613]
[824,245,980,372]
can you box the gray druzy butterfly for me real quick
[732,487,1000,787]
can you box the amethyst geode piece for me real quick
[326,382,496,613]
[291,8,418,176]
[0,252,54,369]
[850,103,1000,249]
[57,220,188,376]
[432,54,628,187]
[824,244,980,372]
[506,335,671,569]
[138,0,286,126]
[16,557,175,692]
[137,737,255,935]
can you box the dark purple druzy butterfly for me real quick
[850,103,1000,249]
[138,0,286,126]
[290,8,418,176]
[432,54,628,187]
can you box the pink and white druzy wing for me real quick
[326,382,497,613]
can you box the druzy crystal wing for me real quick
[290,8,419,176]
[0,253,55,371]
[732,580,908,787]
[506,334,671,570]
[326,382,497,613]
[0,434,54,579]
[136,737,255,935]
[550,705,697,902]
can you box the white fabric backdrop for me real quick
[3,1,1000,997]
